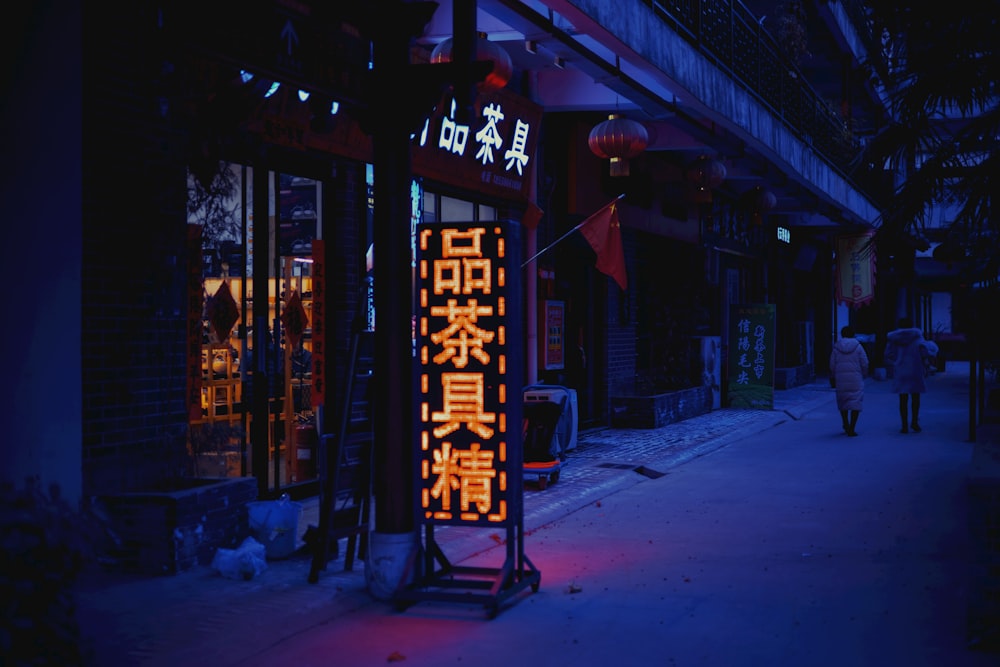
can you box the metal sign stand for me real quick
[394,521,540,619]
[402,219,538,618]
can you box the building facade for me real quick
[9,0,896,550]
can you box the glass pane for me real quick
[440,195,474,222]
[187,161,247,479]
[478,203,496,221]
[270,172,321,489]
[422,189,436,222]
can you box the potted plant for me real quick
[1,477,98,665]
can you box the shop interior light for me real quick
[235,69,279,99]
[298,90,310,102]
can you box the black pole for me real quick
[452,0,476,125]
[371,12,417,534]
[251,161,271,498]
[971,300,979,442]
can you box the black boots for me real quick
[841,409,859,436]
[900,394,921,433]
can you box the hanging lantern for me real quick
[430,32,514,93]
[745,185,777,225]
[685,155,727,203]
[587,114,649,177]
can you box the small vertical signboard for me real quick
[543,300,565,371]
[398,220,539,617]
[726,304,776,409]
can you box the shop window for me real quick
[440,195,475,221]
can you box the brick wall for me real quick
[322,161,367,428]
[83,5,192,495]
[606,230,638,397]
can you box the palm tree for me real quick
[861,0,999,285]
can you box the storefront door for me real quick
[191,163,322,498]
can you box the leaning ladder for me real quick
[308,329,374,583]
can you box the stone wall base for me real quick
[610,385,712,429]
[95,477,258,575]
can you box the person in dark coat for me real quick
[830,326,869,436]
[884,317,937,433]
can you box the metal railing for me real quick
[644,0,882,200]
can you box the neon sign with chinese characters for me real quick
[726,303,775,409]
[416,222,523,528]
[414,91,542,201]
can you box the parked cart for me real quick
[522,385,577,489]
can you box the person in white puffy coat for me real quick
[830,326,869,436]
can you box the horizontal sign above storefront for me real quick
[412,89,542,202]
[242,81,541,202]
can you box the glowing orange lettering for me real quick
[429,441,461,510]
[429,298,494,367]
[431,373,495,439]
[457,442,495,513]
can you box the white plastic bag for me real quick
[211,536,268,580]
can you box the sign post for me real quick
[395,220,539,617]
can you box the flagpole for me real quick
[520,194,624,268]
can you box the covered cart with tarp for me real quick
[522,385,577,489]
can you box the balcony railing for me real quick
[644,0,882,201]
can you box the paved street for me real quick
[77,372,997,666]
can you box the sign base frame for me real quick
[392,522,540,619]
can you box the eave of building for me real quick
[418,0,883,231]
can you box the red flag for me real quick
[578,198,627,290]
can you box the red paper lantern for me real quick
[430,32,514,93]
[745,185,777,224]
[751,186,777,212]
[587,114,649,177]
[686,155,727,203]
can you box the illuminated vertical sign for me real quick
[416,221,523,528]
[726,303,775,409]
[835,232,876,306]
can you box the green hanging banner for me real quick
[727,304,776,409]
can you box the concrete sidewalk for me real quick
[75,372,996,666]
